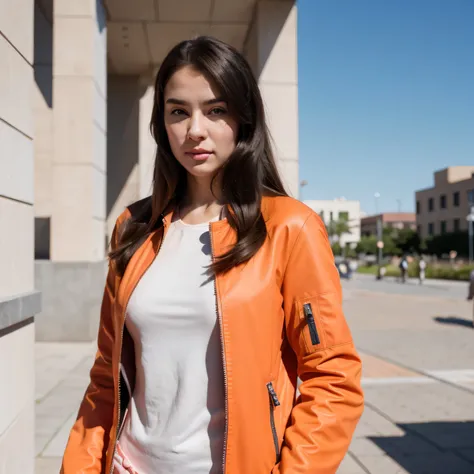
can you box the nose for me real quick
[187,112,208,142]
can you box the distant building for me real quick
[415,166,474,239]
[361,213,416,237]
[304,198,361,247]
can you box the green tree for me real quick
[395,228,420,254]
[344,243,357,258]
[331,242,342,256]
[425,231,469,257]
[355,234,401,256]
[326,216,351,243]
[382,235,401,256]
[356,235,377,254]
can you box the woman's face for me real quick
[163,66,238,181]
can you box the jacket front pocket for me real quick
[266,382,280,464]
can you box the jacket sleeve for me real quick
[61,214,127,473]
[273,212,364,474]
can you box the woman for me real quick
[61,36,363,474]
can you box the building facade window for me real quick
[453,191,460,207]
[338,211,349,221]
[428,223,434,236]
[468,190,474,205]
[428,197,434,212]
[329,211,333,222]
[440,221,447,234]
[416,200,420,214]
[417,224,422,235]
[453,218,460,232]
[440,195,446,209]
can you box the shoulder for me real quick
[262,195,324,234]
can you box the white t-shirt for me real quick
[119,217,225,474]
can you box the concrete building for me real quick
[0,1,41,472]
[304,198,361,247]
[361,213,416,237]
[1,1,298,470]
[415,166,474,239]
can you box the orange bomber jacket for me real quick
[61,195,364,474]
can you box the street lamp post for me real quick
[468,191,474,264]
[396,199,401,213]
[468,205,474,264]
[375,193,383,280]
[300,180,308,202]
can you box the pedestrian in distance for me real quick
[418,256,426,285]
[399,255,408,283]
[60,36,364,474]
[467,268,474,327]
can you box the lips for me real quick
[185,150,212,161]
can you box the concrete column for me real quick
[33,1,53,259]
[138,77,156,200]
[0,0,40,471]
[244,0,299,197]
[51,0,107,261]
[35,0,107,342]
[106,75,156,240]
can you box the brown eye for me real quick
[171,109,186,116]
[209,107,227,115]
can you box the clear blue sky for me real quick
[297,0,474,214]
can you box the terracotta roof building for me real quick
[361,213,416,237]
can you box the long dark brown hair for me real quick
[111,36,287,276]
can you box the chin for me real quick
[181,158,224,178]
[185,165,220,178]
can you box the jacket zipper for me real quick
[109,218,166,474]
[303,303,320,345]
[266,382,280,463]
[209,223,228,474]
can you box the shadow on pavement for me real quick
[369,421,474,473]
[433,316,473,329]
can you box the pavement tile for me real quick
[360,352,420,379]
[368,433,441,457]
[35,413,68,437]
[36,396,80,420]
[355,406,405,437]
[363,384,474,424]
[359,452,474,474]
[35,434,51,457]
[337,453,367,473]
[456,448,474,464]
[35,456,62,474]
[404,420,474,450]
[349,437,388,457]
[42,412,76,458]
[356,454,408,474]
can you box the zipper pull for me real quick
[267,382,280,407]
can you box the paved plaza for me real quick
[35,274,474,473]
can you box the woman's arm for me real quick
[61,211,129,473]
[274,212,364,474]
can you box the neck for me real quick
[183,174,223,208]
[178,174,225,223]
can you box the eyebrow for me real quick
[165,97,227,106]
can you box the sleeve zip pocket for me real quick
[303,303,320,345]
